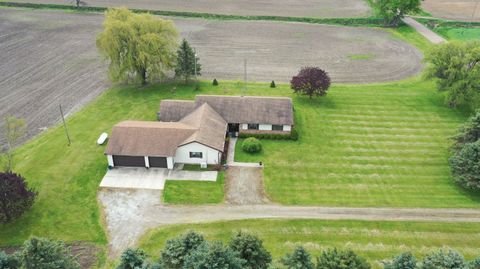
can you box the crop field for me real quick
[5,0,372,18]
[0,8,423,142]
[422,0,480,22]
[0,8,108,143]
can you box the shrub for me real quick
[213,78,219,86]
[470,257,480,269]
[452,110,480,151]
[383,252,416,269]
[238,128,299,141]
[281,246,314,269]
[229,232,272,269]
[0,251,21,269]
[242,137,262,153]
[21,237,80,269]
[449,140,480,190]
[161,231,205,269]
[290,128,299,141]
[420,249,466,269]
[183,241,244,269]
[0,172,36,223]
[316,248,370,269]
[270,81,276,88]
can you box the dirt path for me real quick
[402,17,446,44]
[8,0,372,18]
[98,189,480,257]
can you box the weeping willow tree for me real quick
[96,8,179,85]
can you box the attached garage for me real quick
[148,157,168,168]
[113,155,145,167]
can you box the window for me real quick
[272,125,284,131]
[189,152,203,158]
[248,123,259,130]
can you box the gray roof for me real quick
[158,100,195,122]
[106,104,227,157]
[159,95,294,125]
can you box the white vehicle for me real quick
[97,132,108,145]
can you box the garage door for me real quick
[149,157,168,168]
[113,155,145,167]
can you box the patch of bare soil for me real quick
[8,0,372,18]
[225,166,269,205]
[422,0,480,22]
[0,242,99,269]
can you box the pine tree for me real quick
[175,39,201,84]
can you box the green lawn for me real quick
[138,219,480,269]
[235,78,480,207]
[0,81,284,247]
[163,172,225,204]
[434,27,480,41]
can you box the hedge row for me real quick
[416,17,480,28]
[238,128,298,141]
[0,1,385,27]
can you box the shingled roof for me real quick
[159,95,294,125]
[106,103,227,157]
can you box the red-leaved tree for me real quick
[290,67,331,99]
[0,172,36,223]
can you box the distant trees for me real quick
[175,39,201,84]
[161,231,205,269]
[291,67,331,99]
[420,249,467,269]
[383,252,417,269]
[280,246,314,269]
[425,41,480,109]
[229,232,272,269]
[370,0,421,27]
[96,8,178,85]
[449,111,480,190]
[183,241,244,269]
[1,116,26,173]
[0,172,36,224]
[316,248,370,269]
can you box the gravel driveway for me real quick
[98,189,480,257]
[225,166,269,205]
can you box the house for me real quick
[159,95,294,135]
[105,95,293,169]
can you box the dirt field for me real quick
[0,8,108,143]
[422,0,480,22]
[7,0,371,18]
[0,8,422,142]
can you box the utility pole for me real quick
[243,58,247,95]
[194,49,197,80]
[59,104,71,146]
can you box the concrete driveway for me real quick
[99,167,218,190]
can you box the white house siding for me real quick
[107,155,114,167]
[175,142,221,165]
[259,124,272,131]
[167,157,174,169]
[241,123,292,132]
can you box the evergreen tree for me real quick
[281,246,314,269]
[175,39,201,84]
[229,232,272,269]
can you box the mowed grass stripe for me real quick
[236,79,479,207]
[139,219,480,269]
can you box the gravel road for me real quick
[98,189,480,257]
